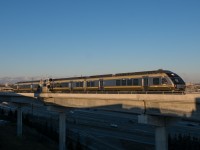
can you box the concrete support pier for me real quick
[155,126,168,150]
[47,105,67,150]
[138,114,179,150]
[17,106,22,137]
[59,112,66,150]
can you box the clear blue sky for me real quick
[0,0,199,82]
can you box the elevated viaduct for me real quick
[1,92,200,150]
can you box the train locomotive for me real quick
[13,69,186,93]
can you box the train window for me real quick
[162,78,168,84]
[55,83,60,87]
[173,78,182,84]
[76,82,80,87]
[91,81,95,87]
[170,77,185,84]
[122,79,126,86]
[60,82,69,87]
[104,80,115,86]
[87,82,90,87]
[127,79,132,86]
[87,81,95,87]
[133,79,139,85]
[80,82,83,87]
[153,78,160,85]
[116,80,121,86]
[22,85,28,88]
[175,79,179,83]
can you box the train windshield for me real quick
[166,73,185,84]
[170,77,185,84]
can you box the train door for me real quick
[143,77,149,91]
[83,80,87,92]
[99,79,104,90]
[69,81,73,92]
[30,84,33,91]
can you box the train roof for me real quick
[115,69,173,76]
[53,74,113,81]
[16,80,40,84]
[54,70,172,80]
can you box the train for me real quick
[13,69,186,93]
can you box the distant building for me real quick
[186,82,200,92]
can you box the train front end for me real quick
[166,71,186,91]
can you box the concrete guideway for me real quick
[17,93,200,121]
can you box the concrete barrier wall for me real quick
[35,93,200,101]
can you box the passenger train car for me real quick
[13,69,186,93]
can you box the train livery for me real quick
[13,69,186,93]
